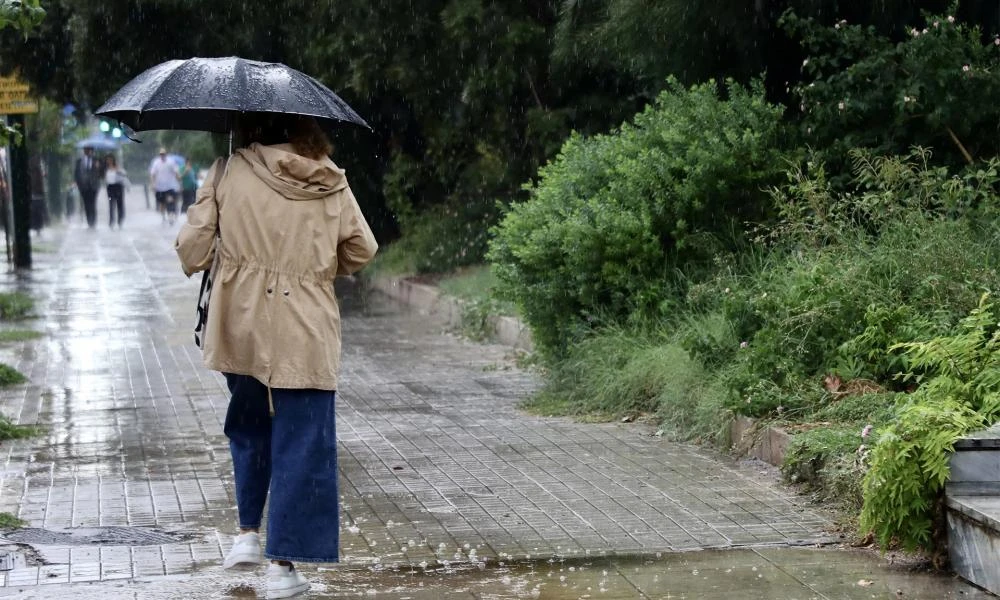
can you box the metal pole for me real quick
[9,114,31,269]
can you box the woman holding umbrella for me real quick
[175,114,377,597]
[101,57,378,598]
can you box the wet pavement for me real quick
[0,189,988,598]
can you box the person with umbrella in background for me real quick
[100,57,377,598]
[73,146,103,229]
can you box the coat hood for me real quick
[235,142,348,200]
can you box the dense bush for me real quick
[705,151,1000,416]
[489,78,788,358]
[784,4,1000,179]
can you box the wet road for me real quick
[0,188,988,598]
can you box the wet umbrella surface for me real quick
[95,56,369,133]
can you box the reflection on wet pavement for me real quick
[0,548,992,599]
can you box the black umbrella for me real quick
[96,56,369,133]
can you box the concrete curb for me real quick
[730,416,792,468]
[368,275,534,352]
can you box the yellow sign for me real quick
[0,76,37,114]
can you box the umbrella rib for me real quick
[235,58,249,118]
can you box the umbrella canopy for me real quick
[95,56,369,133]
[76,135,119,151]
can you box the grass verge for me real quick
[0,330,42,343]
[0,293,33,320]
[0,512,26,529]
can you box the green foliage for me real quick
[523,323,733,443]
[0,0,44,35]
[861,297,1000,551]
[783,427,866,498]
[0,364,25,386]
[385,199,499,274]
[0,412,36,439]
[0,329,42,343]
[712,151,1000,415]
[807,392,899,424]
[785,4,1000,177]
[489,78,788,358]
[0,512,26,529]
[0,292,33,319]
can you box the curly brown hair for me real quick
[236,114,333,159]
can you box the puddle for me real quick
[2,526,185,546]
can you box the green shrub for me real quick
[783,426,864,492]
[523,323,733,444]
[861,296,1000,551]
[0,330,41,343]
[0,413,37,440]
[383,199,500,274]
[783,4,1000,179]
[712,151,1000,415]
[489,77,788,358]
[0,512,26,529]
[0,364,25,386]
[0,292,33,320]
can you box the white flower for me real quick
[963,64,971,72]
[838,101,846,110]
[861,425,873,438]
[806,127,812,134]
[835,23,840,30]
[922,28,928,34]
[933,21,939,27]
[802,58,809,67]
[995,37,1000,46]
[911,28,920,36]
[739,341,749,349]
[947,15,955,23]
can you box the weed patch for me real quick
[0,413,38,440]
[0,364,25,386]
[0,512,26,529]
[0,330,42,343]
[0,293,33,320]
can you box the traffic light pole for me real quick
[8,114,31,269]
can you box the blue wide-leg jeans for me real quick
[223,373,340,562]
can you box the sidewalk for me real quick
[0,187,986,598]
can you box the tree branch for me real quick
[947,127,974,164]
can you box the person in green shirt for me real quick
[180,158,199,214]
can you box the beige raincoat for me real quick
[175,142,378,392]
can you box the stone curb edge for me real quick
[730,416,791,468]
[367,275,534,352]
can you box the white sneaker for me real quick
[223,532,264,570]
[266,563,310,598]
